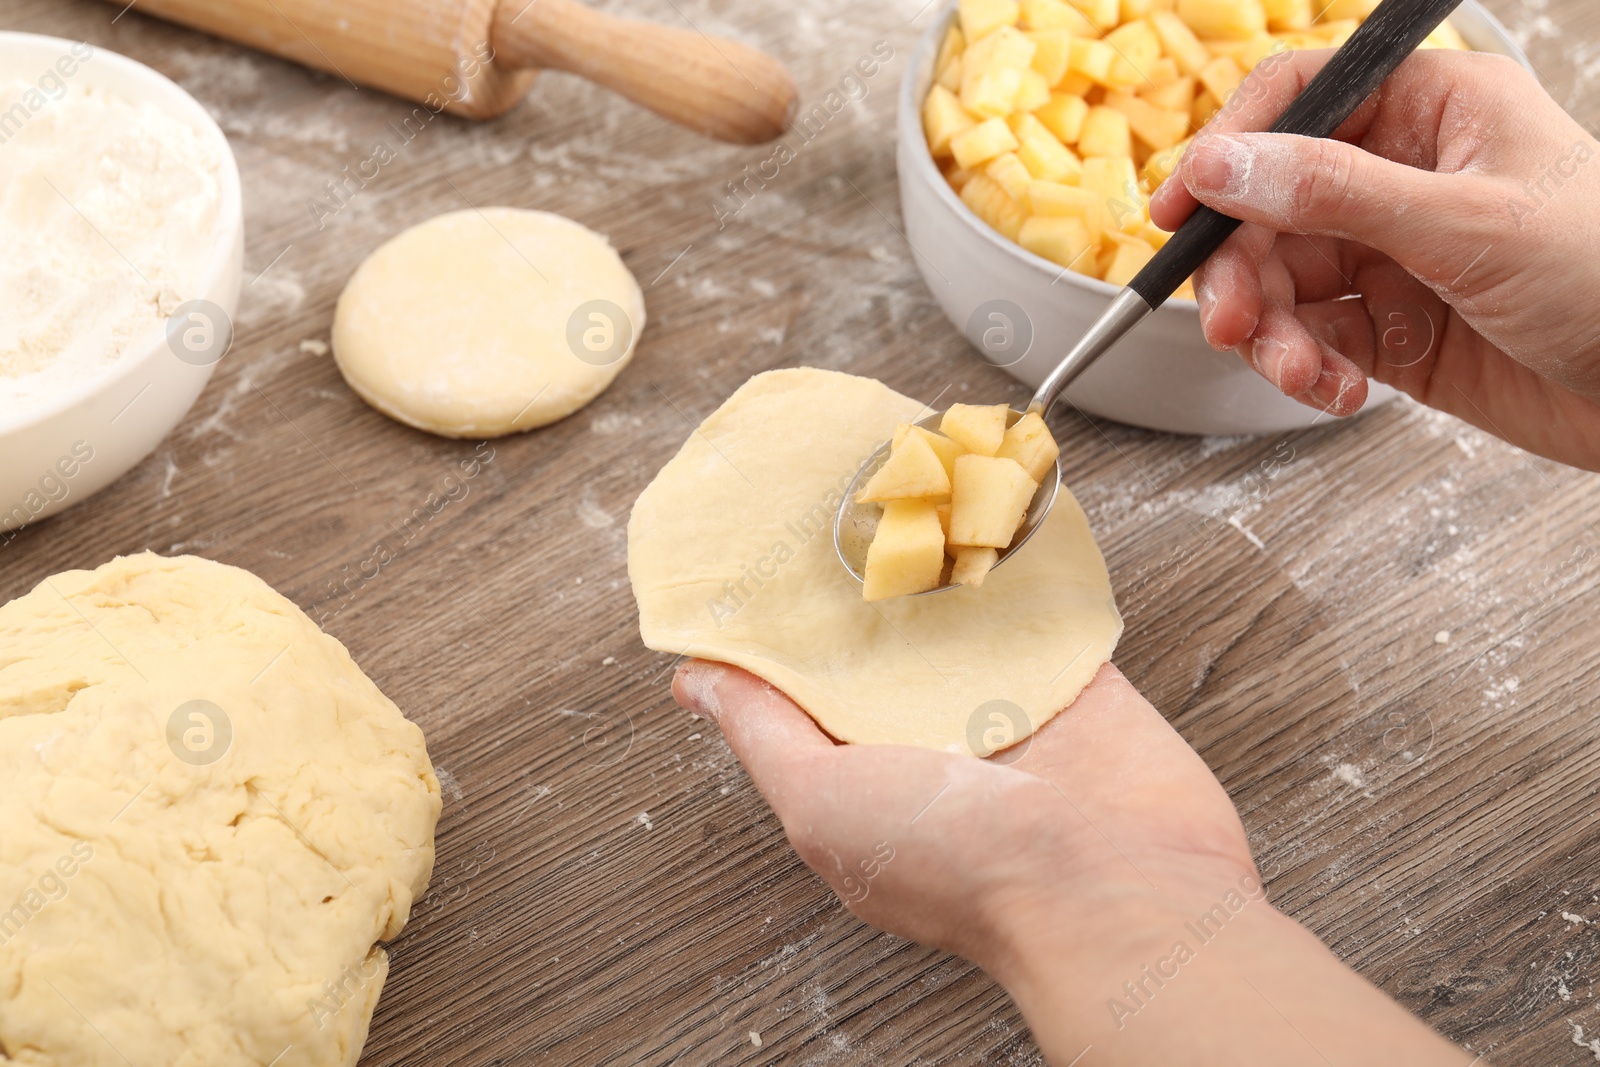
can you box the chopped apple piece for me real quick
[1014,68,1052,111]
[895,424,968,482]
[1151,10,1211,75]
[1139,73,1196,112]
[935,502,953,540]
[949,454,1038,547]
[1033,91,1090,144]
[1078,105,1133,157]
[1081,155,1145,234]
[1197,54,1245,101]
[952,546,1001,587]
[924,85,977,158]
[863,499,948,601]
[1029,179,1103,237]
[857,425,953,502]
[1027,28,1074,84]
[960,174,1027,240]
[985,151,1036,205]
[1104,19,1162,76]
[1177,0,1265,39]
[938,54,964,92]
[1010,114,1082,183]
[1103,235,1157,285]
[1105,91,1190,151]
[1067,0,1121,31]
[936,23,966,70]
[1316,0,1377,18]
[940,403,1010,457]
[961,0,1022,40]
[1068,37,1119,83]
[1019,214,1096,271]
[995,411,1060,481]
[1263,0,1311,31]
[1022,0,1101,34]
[951,117,1021,169]
[962,26,1038,117]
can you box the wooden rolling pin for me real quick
[116,0,797,143]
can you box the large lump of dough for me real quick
[0,553,440,1067]
[628,368,1122,752]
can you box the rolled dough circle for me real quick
[0,553,440,1066]
[333,208,645,438]
[628,368,1123,752]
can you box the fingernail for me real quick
[1250,337,1289,390]
[674,661,724,723]
[1187,135,1251,198]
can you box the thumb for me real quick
[672,660,833,794]
[1178,132,1493,282]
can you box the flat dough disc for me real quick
[333,208,645,438]
[0,553,439,1067]
[628,368,1122,752]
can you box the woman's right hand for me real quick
[1148,49,1600,470]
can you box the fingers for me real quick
[1192,227,1364,414]
[1149,48,1524,242]
[1149,47,1361,229]
[1193,227,1268,351]
[1177,132,1490,270]
[672,660,833,808]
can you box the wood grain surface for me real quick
[3,0,1599,1063]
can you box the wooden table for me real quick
[4,0,1599,1062]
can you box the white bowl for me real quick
[897,3,1532,436]
[0,32,243,533]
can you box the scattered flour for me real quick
[433,766,464,802]
[577,491,616,530]
[1331,763,1367,789]
[1573,1023,1600,1061]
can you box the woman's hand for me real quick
[674,660,1466,1065]
[1149,49,1600,471]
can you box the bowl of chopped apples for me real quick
[898,0,1530,435]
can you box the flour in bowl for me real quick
[0,77,224,413]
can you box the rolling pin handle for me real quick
[492,0,798,144]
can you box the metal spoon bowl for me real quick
[834,407,1061,594]
[833,290,1147,594]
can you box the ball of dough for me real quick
[628,368,1122,752]
[0,553,440,1067]
[333,208,645,438]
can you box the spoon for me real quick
[836,0,1466,594]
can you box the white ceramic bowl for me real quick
[898,3,1531,435]
[0,32,243,533]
